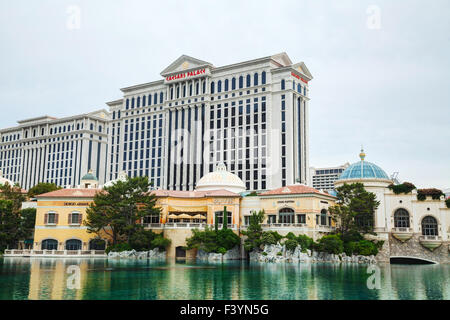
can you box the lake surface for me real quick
[0,257,449,300]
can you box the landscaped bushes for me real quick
[388,182,416,194]
[106,229,171,254]
[186,227,240,254]
[314,235,344,255]
[283,232,314,252]
[261,231,283,246]
[417,188,444,201]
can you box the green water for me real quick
[0,257,449,300]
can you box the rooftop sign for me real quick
[165,68,207,83]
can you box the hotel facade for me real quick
[0,110,109,190]
[0,52,312,193]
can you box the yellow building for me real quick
[241,184,336,240]
[10,164,336,259]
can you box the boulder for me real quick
[223,246,240,260]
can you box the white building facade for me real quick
[107,53,312,192]
[0,110,109,190]
[335,150,450,263]
[309,163,350,192]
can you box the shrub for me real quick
[284,239,298,252]
[277,252,283,256]
[217,247,227,255]
[285,232,297,240]
[129,229,156,251]
[186,227,240,254]
[417,188,444,201]
[296,234,314,250]
[344,241,358,256]
[355,240,378,256]
[388,182,416,194]
[151,235,171,251]
[262,251,268,256]
[315,235,344,254]
[445,198,450,209]
[261,231,282,246]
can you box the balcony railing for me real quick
[142,223,237,230]
[419,235,442,241]
[3,249,106,257]
[392,227,413,233]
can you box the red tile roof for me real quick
[259,185,335,198]
[151,189,240,198]
[36,188,103,198]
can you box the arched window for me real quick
[320,209,327,226]
[394,209,410,228]
[262,71,266,84]
[232,77,236,90]
[153,93,157,105]
[189,83,193,96]
[183,84,186,97]
[279,208,295,224]
[160,92,164,103]
[142,95,146,106]
[422,216,438,236]
[131,97,135,108]
[210,81,215,94]
[202,80,206,93]
[246,74,251,87]
[297,83,301,93]
[196,81,199,95]
[224,79,229,91]
[217,80,222,93]
[41,239,58,250]
[148,94,152,105]
[65,239,82,250]
[239,76,243,89]
[254,73,258,86]
[136,96,140,108]
[281,79,285,90]
[126,98,129,109]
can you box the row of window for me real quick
[125,92,164,110]
[210,72,267,94]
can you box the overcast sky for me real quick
[0,0,449,189]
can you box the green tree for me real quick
[0,200,21,251]
[84,176,161,245]
[223,206,228,229]
[19,208,36,241]
[328,183,380,241]
[28,182,61,198]
[315,234,344,254]
[0,183,26,214]
[241,210,265,251]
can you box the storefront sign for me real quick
[64,202,89,206]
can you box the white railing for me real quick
[392,227,413,233]
[142,223,237,230]
[3,249,106,257]
[419,235,442,241]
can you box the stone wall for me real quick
[388,234,449,264]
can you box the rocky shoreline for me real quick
[249,244,377,264]
[107,248,166,260]
[196,246,241,262]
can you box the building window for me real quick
[69,212,82,225]
[45,212,58,224]
[421,216,438,236]
[211,81,215,94]
[394,209,410,228]
[232,77,236,90]
[246,74,251,87]
[320,209,327,225]
[278,208,294,224]
[262,71,266,84]
[65,239,82,250]
[239,76,243,89]
[254,73,258,86]
[41,239,58,250]
[281,79,285,90]
[297,214,306,224]
[215,211,232,225]
[217,80,222,93]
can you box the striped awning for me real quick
[168,205,207,212]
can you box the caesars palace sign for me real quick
[165,68,207,83]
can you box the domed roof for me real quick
[338,149,390,181]
[81,170,98,181]
[195,163,246,193]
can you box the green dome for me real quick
[338,149,390,181]
[81,170,98,181]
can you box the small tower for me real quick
[359,146,366,161]
[80,169,98,189]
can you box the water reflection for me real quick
[0,257,448,300]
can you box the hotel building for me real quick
[0,110,109,190]
[107,53,312,192]
[308,163,350,192]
